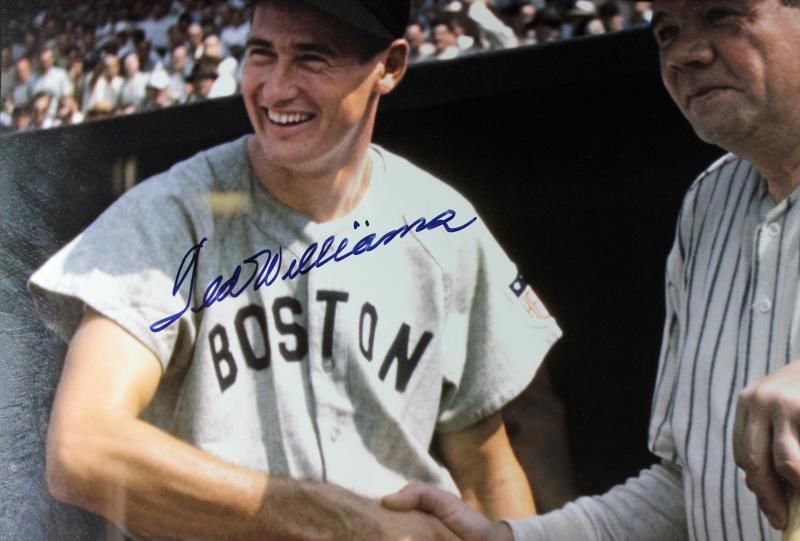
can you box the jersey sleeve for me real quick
[27,162,207,369]
[435,217,562,432]
[506,461,686,540]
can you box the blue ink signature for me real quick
[149,209,477,333]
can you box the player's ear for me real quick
[375,39,408,95]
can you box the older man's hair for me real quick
[245,0,393,62]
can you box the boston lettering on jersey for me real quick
[150,208,477,333]
[208,290,434,394]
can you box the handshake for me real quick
[380,482,513,541]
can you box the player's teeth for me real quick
[269,111,311,124]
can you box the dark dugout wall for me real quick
[0,29,724,538]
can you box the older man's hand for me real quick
[734,359,800,530]
[382,482,514,541]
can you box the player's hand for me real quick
[733,359,800,530]
[378,508,461,541]
[382,482,513,541]
[352,496,460,541]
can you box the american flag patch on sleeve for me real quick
[509,274,552,320]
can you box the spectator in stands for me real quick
[406,22,436,62]
[54,27,77,65]
[167,44,191,102]
[11,57,35,108]
[208,56,238,98]
[186,22,205,60]
[55,95,84,126]
[626,1,653,28]
[1,47,14,101]
[14,30,40,63]
[82,52,123,116]
[185,55,218,103]
[598,1,624,33]
[511,2,539,45]
[201,33,225,59]
[172,0,202,22]
[80,26,98,64]
[112,7,136,38]
[114,23,137,61]
[527,6,562,44]
[65,50,86,108]
[462,0,519,50]
[12,104,33,131]
[450,16,481,54]
[432,20,461,59]
[199,7,218,37]
[220,7,249,57]
[33,47,74,111]
[167,24,186,51]
[0,98,14,128]
[135,34,163,72]
[140,67,174,110]
[30,91,57,130]
[140,0,177,55]
[565,0,605,37]
[119,52,150,113]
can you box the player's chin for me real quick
[260,143,311,169]
[691,115,754,148]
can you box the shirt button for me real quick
[330,426,340,442]
[322,359,335,373]
[766,223,781,237]
[755,298,773,313]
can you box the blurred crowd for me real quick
[0,0,653,133]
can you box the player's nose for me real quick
[663,27,714,73]
[262,59,300,105]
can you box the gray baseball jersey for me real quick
[29,136,561,501]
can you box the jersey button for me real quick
[754,298,773,313]
[330,426,340,442]
[766,223,781,237]
[322,359,335,373]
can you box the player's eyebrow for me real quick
[246,37,273,50]
[294,42,338,57]
[245,37,338,57]
[651,0,745,27]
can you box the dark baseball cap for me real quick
[298,0,410,40]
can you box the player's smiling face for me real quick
[241,1,388,173]
[652,0,800,151]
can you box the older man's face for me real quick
[652,0,800,149]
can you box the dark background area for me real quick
[0,29,724,538]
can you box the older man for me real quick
[29,1,561,540]
[384,0,800,539]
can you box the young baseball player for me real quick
[29,1,561,539]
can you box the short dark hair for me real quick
[246,0,392,63]
[430,19,456,33]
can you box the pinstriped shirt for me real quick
[650,153,800,541]
[507,155,799,541]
